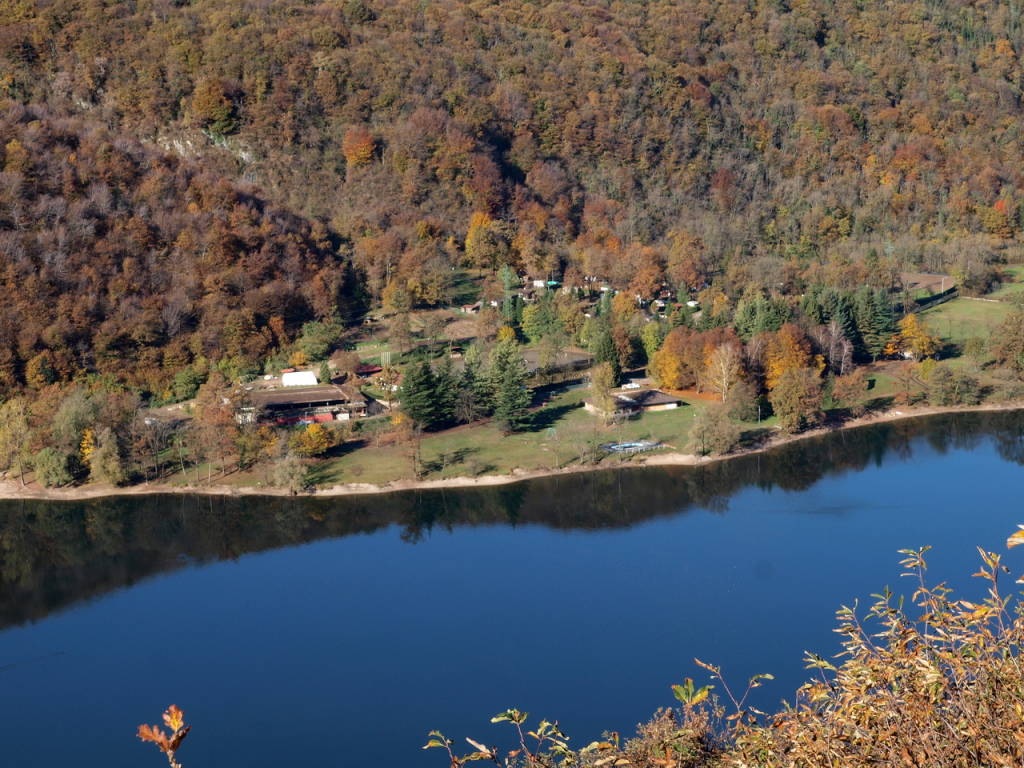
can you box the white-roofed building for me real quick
[281,370,319,387]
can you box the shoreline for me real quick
[1,400,1022,503]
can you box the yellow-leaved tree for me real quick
[464,211,505,268]
[892,313,939,361]
[79,427,95,472]
[764,323,813,390]
[289,423,331,457]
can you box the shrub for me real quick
[926,363,982,406]
[832,368,869,416]
[33,447,72,487]
[689,406,742,456]
[725,379,760,422]
[272,454,310,494]
[89,427,127,485]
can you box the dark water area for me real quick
[1,411,1024,767]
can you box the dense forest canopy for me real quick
[0,105,362,394]
[3,0,1024,394]
[5,0,1024,268]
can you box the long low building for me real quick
[241,384,368,425]
[583,389,682,418]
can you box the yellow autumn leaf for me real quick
[163,705,185,733]
[1007,527,1024,549]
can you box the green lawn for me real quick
[309,388,710,487]
[353,340,392,366]
[989,265,1024,300]
[162,381,900,491]
[448,269,483,306]
[919,297,1011,347]
[863,370,899,402]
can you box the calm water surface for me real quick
[1,412,1023,767]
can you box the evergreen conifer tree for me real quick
[853,287,893,361]
[864,290,896,359]
[433,356,457,427]
[455,360,483,423]
[825,290,859,350]
[400,360,438,429]
[733,296,759,340]
[588,321,621,383]
[670,301,694,328]
[492,366,531,433]
[800,286,827,324]
[487,338,531,433]
[461,344,493,419]
[873,290,895,336]
[754,296,791,336]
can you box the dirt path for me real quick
[1,401,1021,502]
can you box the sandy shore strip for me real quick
[1,401,1022,502]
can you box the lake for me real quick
[1,411,1023,767]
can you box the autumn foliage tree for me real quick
[832,369,869,417]
[650,327,699,390]
[588,361,617,420]
[89,427,127,485]
[889,314,940,362]
[764,324,815,391]
[689,405,742,456]
[7,0,1024,490]
[704,343,744,402]
[190,79,238,137]
[5,0,1024,319]
[992,309,1024,377]
[769,367,825,434]
[137,705,190,768]
[342,125,376,167]
[289,423,332,457]
[191,372,241,480]
[0,397,31,486]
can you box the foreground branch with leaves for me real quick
[137,706,190,768]
[427,527,1024,767]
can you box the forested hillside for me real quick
[0,104,362,395]
[3,0,1024,406]
[5,0,1024,307]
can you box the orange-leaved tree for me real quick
[342,125,376,167]
[138,705,190,768]
[763,323,814,391]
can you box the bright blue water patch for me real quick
[0,412,1022,767]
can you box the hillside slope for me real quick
[0,103,362,394]
[4,0,1024,296]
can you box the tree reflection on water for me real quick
[0,410,1021,630]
